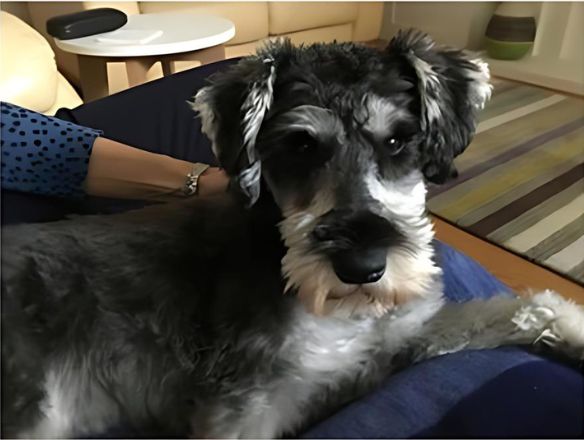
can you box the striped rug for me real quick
[428,78,584,285]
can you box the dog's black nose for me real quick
[331,248,386,284]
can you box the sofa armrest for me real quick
[45,72,83,115]
[0,11,59,113]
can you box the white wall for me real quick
[381,2,497,50]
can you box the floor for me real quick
[429,74,584,304]
[433,215,584,304]
[427,77,584,285]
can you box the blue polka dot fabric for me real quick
[1,101,102,198]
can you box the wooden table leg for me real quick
[126,57,155,87]
[161,59,174,76]
[164,44,227,73]
[77,55,109,102]
[76,46,227,99]
[192,44,226,65]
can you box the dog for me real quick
[2,31,584,439]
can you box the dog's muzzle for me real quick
[312,209,402,285]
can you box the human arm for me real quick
[84,136,227,200]
[1,101,228,200]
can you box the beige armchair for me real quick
[26,2,383,96]
[0,11,82,114]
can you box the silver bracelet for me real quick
[182,163,210,196]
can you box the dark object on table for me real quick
[46,8,127,40]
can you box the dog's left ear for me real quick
[386,30,492,183]
[192,56,276,205]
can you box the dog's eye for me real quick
[289,131,318,154]
[385,137,406,156]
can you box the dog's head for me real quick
[194,31,491,318]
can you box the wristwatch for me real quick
[182,163,210,196]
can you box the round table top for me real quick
[54,13,235,57]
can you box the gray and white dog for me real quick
[2,31,584,439]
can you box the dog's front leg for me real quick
[191,299,447,439]
[408,290,584,363]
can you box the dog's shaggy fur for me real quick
[2,32,584,438]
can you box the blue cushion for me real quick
[414,356,583,438]
[434,240,513,302]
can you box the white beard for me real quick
[279,171,442,319]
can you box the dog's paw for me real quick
[513,290,584,360]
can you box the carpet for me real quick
[428,78,584,285]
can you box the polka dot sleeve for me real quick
[1,101,103,198]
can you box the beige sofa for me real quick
[0,11,82,114]
[26,2,383,95]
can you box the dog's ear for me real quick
[192,56,276,205]
[386,30,492,183]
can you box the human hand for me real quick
[197,167,229,196]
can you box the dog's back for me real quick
[1,195,291,437]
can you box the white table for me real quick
[55,13,235,101]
